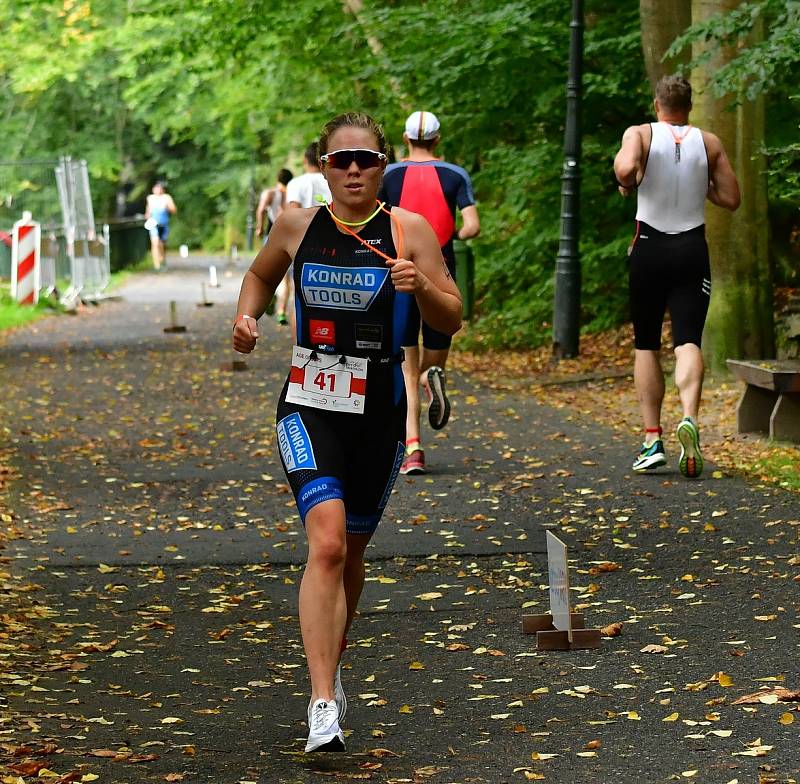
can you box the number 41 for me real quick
[314,372,336,392]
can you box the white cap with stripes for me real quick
[404,111,440,140]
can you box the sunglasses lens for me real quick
[326,150,383,169]
[353,150,382,168]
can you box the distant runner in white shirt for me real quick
[278,143,332,329]
[614,74,740,479]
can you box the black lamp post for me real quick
[552,0,584,359]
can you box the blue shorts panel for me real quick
[149,224,169,242]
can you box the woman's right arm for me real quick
[232,210,309,352]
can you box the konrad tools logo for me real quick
[301,264,388,311]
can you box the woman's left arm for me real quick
[387,209,462,336]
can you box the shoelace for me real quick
[311,701,337,732]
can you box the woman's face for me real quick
[322,127,385,210]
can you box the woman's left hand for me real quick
[387,257,426,294]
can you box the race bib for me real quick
[285,345,367,414]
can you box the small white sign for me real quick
[546,530,572,642]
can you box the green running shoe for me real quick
[632,439,666,471]
[677,417,703,478]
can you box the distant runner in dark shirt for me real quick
[380,111,479,475]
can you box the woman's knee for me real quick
[306,506,347,568]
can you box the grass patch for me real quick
[0,284,65,333]
[731,449,800,492]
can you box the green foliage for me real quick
[0,0,793,346]
[668,0,799,100]
[667,0,800,286]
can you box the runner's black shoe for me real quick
[426,366,450,430]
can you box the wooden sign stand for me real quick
[522,531,601,651]
[163,300,187,333]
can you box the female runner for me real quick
[232,112,462,753]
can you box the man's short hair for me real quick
[304,142,321,166]
[656,75,692,112]
[277,168,293,186]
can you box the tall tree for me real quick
[639,0,691,89]
[690,0,773,369]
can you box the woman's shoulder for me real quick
[388,205,427,228]
[274,205,321,235]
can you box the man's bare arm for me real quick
[458,205,480,240]
[704,132,740,211]
[614,125,645,195]
[254,189,271,235]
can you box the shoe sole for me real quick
[304,733,345,753]
[677,422,704,478]
[632,454,667,471]
[427,367,450,431]
[399,464,426,475]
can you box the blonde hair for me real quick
[318,112,389,159]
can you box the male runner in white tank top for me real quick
[614,75,740,478]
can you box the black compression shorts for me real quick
[628,222,711,351]
[275,371,406,537]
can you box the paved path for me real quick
[1,257,798,784]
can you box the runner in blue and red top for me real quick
[380,111,480,475]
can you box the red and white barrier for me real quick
[11,212,41,305]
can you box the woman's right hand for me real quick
[232,315,260,353]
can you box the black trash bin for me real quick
[108,217,149,271]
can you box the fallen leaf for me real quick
[731,689,799,705]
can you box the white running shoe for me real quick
[306,664,347,725]
[305,699,345,753]
[334,662,347,722]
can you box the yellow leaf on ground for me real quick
[399,705,413,714]
[779,712,794,725]
[415,592,442,601]
[716,672,734,687]
[663,712,679,722]
[409,661,425,670]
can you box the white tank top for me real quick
[636,122,708,233]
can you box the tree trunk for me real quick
[691,0,773,371]
[639,0,691,91]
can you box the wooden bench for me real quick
[726,359,800,442]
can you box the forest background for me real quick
[1,0,798,355]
